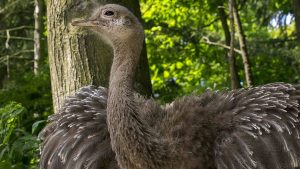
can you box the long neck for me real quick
[109,42,137,89]
[107,40,172,169]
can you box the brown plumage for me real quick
[39,4,300,169]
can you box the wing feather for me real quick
[39,85,118,169]
[215,83,300,169]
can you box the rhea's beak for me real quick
[71,19,98,27]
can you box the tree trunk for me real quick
[218,6,240,89]
[231,0,253,87]
[33,0,44,75]
[292,0,300,44]
[0,66,7,88]
[47,0,152,113]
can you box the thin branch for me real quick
[250,38,297,43]
[7,55,10,79]
[0,35,33,41]
[202,36,242,55]
[0,50,34,64]
[11,49,34,57]
[34,0,43,75]
[5,30,10,49]
[0,26,33,32]
[199,17,220,29]
[0,0,22,14]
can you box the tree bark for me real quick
[33,0,44,75]
[0,66,7,88]
[292,0,300,44]
[231,0,253,87]
[218,6,241,89]
[47,0,152,113]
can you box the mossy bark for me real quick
[218,6,240,89]
[292,0,300,44]
[230,0,253,87]
[47,0,152,113]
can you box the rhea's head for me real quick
[72,4,144,46]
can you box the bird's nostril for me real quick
[92,21,100,25]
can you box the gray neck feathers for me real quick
[107,38,172,169]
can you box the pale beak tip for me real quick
[71,19,91,27]
[71,20,83,26]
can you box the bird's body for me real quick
[40,83,300,169]
[39,4,300,169]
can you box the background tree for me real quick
[219,4,241,89]
[141,0,300,101]
[231,0,253,87]
[0,0,50,168]
[33,0,45,75]
[292,0,300,44]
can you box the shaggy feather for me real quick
[40,3,300,169]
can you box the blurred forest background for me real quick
[1,0,300,168]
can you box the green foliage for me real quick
[141,0,231,102]
[0,65,52,115]
[0,0,36,73]
[141,0,300,102]
[0,65,51,168]
[0,0,50,168]
[0,0,47,88]
[249,0,292,26]
[0,102,44,169]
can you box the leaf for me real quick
[176,62,184,69]
[0,146,9,160]
[2,124,14,145]
[32,120,46,134]
[10,108,24,118]
[0,161,12,169]
[163,71,170,78]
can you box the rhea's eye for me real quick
[104,10,115,16]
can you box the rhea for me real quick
[39,4,300,169]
